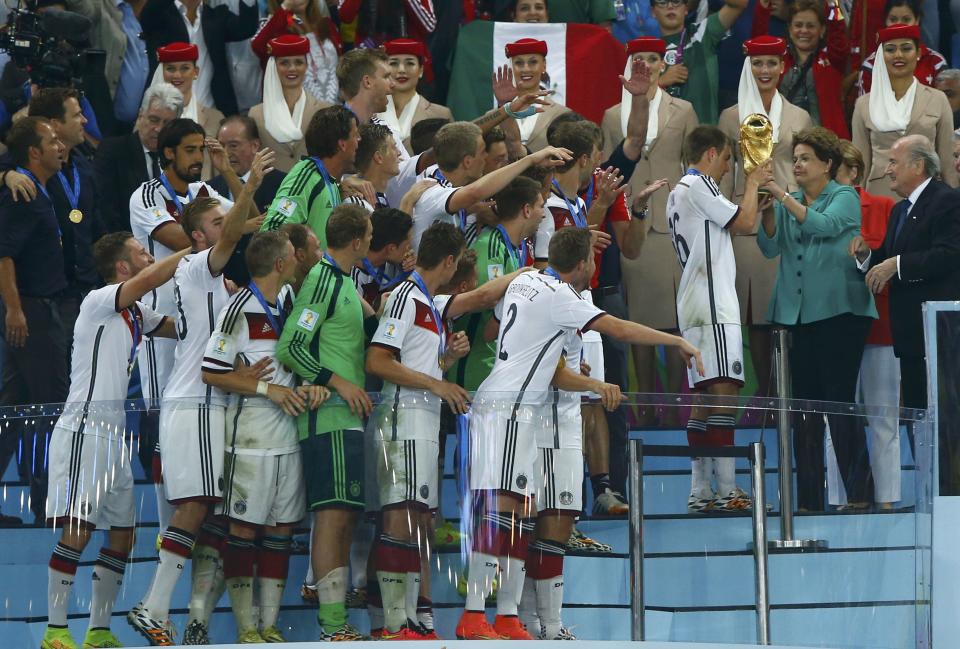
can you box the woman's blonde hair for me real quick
[838,140,864,185]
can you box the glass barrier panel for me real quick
[0,393,930,648]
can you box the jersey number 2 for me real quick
[498,303,518,361]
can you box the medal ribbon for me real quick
[433,168,468,231]
[126,307,141,375]
[57,162,80,210]
[409,270,446,366]
[248,281,285,336]
[17,166,59,238]
[310,157,340,208]
[552,179,587,229]
[322,252,342,273]
[544,266,562,281]
[495,224,521,270]
[158,172,194,216]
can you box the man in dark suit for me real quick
[851,134,960,489]
[94,84,183,232]
[140,0,258,117]
[209,114,286,284]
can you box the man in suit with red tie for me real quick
[850,134,960,490]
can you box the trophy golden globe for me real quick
[739,113,774,194]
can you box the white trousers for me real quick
[827,345,902,505]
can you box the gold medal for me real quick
[68,209,83,223]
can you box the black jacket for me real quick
[141,0,259,117]
[94,132,151,233]
[870,178,960,358]
[207,168,286,285]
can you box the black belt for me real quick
[593,285,620,297]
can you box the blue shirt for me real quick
[611,0,660,43]
[113,0,149,124]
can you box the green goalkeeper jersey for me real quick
[277,256,366,438]
[261,158,342,248]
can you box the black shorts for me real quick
[300,429,365,511]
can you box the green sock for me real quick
[318,601,347,632]
[316,566,349,632]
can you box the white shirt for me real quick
[668,171,741,330]
[479,270,605,412]
[175,0,213,109]
[535,188,587,261]
[57,284,165,437]
[369,280,453,440]
[163,248,231,403]
[202,285,298,453]
[384,152,423,208]
[539,328,584,450]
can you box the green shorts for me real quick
[300,429,365,510]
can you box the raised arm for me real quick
[117,247,191,309]
[209,149,275,275]
[447,147,572,213]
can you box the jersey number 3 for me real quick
[498,303,518,361]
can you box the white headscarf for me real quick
[868,44,918,132]
[619,55,661,146]
[737,57,783,143]
[150,65,198,121]
[377,93,422,143]
[263,57,307,143]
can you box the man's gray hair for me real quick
[935,68,960,85]
[899,134,940,179]
[139,83,184,117]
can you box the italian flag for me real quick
[448,21,627,125]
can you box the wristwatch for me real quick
[631,206,648,220]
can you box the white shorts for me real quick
[159,403,226,502]
[682,323,745,389]
[533,447,584,513]
[375,438,440,510]
[536,395,583,451]
[582,333,606,401]
[468,404,545,498]
[46,424,135,528]
[219,449,305,527]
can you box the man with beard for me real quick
[128,118,246,544]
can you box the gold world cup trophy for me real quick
[739,113,774,194]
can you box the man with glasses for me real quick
[651,0,748,124]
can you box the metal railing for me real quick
[628,439,771,644]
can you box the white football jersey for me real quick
[534,188,587,261]
[163,248,231,403]
[384,152,423,208]
[539,328,584,449]
[344,192,389,213]
[202,285,298,452]
[411,166,478,251]
[370,279,453,440]
[479,270,605,411]
[667,171,741,330]
[57,284,166,437]
[130,178,232,402]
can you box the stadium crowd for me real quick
[0,0,958,645]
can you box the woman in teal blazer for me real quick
[758,126,877,512]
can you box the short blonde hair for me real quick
[838,140,864,185]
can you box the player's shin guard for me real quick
[143,526,195,619]
[189,522,226,625]
[687,419,711,497]
[374,534,415,632]
[48,542,81,627]
[222,535,257,632]
[496,515,532,617]
[257,535,292,630]
[707,414,737,495]
[530,539,566,639]
[89,547,128,630]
